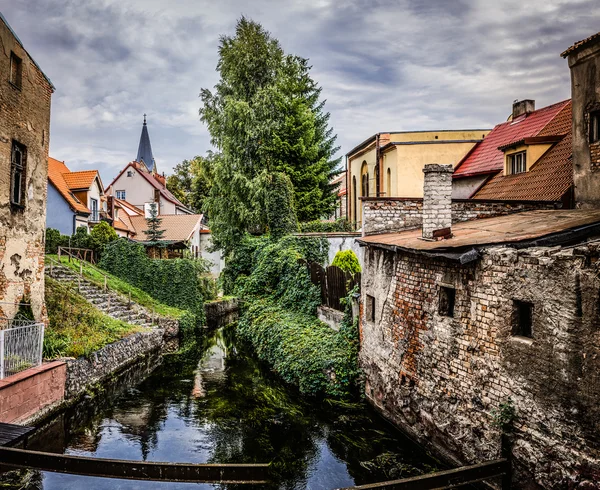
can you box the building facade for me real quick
[0,13,54,321]
[346,130,489,227]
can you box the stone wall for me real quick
[422,164,453,239]
[0,361,66,424]
[0,17,53,322]
[64,328,164,399]
[360,242,600,488]
[361,198,556,236]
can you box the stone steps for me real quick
[45,264,159,330]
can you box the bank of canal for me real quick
[4,326,440,489]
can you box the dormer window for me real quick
[508,151,526,174]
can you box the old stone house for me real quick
[355,32,600,488]
[346,129,490,227]
[46,157,105,235]
[0,13,54,321]
[105,116,193,216]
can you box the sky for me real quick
[2,0,599,184]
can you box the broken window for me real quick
[439,286,456,317]
[512,300,533,338]
[366,294,376,322]
[508,151,527,174]
[590,111,600,144]
[10,141,26,208]
[9,52,22,89]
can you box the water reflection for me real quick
[1,326,439,489]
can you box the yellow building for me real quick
[346,130,490,226]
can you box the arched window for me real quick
[387,168,392,197]
[361,161,369,198]
[352,176,357,223]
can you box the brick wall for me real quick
[0,18,53,321]
[422,164,453,239]
[362,198,556,236]
[360,242,600,488]
[0,361,66,424]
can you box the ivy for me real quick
[99,239,209,325]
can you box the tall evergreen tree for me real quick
[199,17,340,251]
[144,202,165,243]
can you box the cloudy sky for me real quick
[2,0,598,183]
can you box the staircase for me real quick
[47,265,155,329]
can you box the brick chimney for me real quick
[422,164,453,240]
[512,99,535,119]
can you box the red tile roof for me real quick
[62,170,100,190]
[561,32,600,58]
[129,214,204,242]
[47,157,90,214]
[453,100,570,178]
[473,101,572,202]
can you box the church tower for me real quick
[136,114,157,174]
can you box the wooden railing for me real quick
[338,458,511,490]
[58,246,96,264]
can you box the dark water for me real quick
[7,326,439,489]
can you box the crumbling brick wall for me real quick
[361,198,556,236]
[360,242,600,488]
[0,19,53,321]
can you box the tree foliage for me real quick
[264,172,298,240]
[199,17,341,251]
[166,155,213,214]
[331,250,361,274]
[90,221,118,250]
[144,203,165,243]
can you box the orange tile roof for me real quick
[115,198,144,216]
[129,214,203,242]
[62,170,99,190]
[473,102,572,202]
[47,157,90,214]
[454,100,570,178]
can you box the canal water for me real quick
[7,326,440,489]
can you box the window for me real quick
[508,151,526,174]
[366,295,376,322]
[439,286,456,317]
[352,176,357,224]
[90,198,99,222]
[590,111,600,144]
[127,170,134,177]
[512,300,533,338]
[9,52,22,89]
[387,168,391,197]
[10,141,26,207]
[115,190,126,200]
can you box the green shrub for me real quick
[45,228,61,254]
[298,218,354,233]
[264,172,299,240]
[331,250,361,274]
[89,221,118,257]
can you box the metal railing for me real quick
[0,319,44,379]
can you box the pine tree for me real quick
[199,17,340,251]
[144,202,165,243]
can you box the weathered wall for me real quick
[567,38,600,208]
[452,175,491,199]
[0,361,66,424]
[0,18,53,321]
[361,198,557,236]
[360,242,600,488]
[64,328,164,399]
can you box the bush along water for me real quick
[226,234,361,398]
[99,239,213,333]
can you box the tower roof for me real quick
[136,114,156,172]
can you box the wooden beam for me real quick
[337,459,509,490]
[0,447,270,484]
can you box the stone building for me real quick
[0,13,54,321]
[345,129,489,227]
[354,32,600,488]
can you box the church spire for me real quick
[136,113,156,173]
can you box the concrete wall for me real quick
[361,198,557,236]
[0,361,66,424]
[199,232,224,277]
[324,233,363,265]
[0,18,53,321]
[360,243,600,488]
[452,175,489,199]
[46,182,75,235]
[567,38,600,208]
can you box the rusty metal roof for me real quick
[357,209,600,253]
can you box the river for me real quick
[2,325,440,489]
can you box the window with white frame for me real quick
[508,151,526,174]
[115,190,126,200]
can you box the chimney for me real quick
[422,164,453,240]
[512,99,535,119]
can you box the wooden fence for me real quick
[308,263,360,311]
